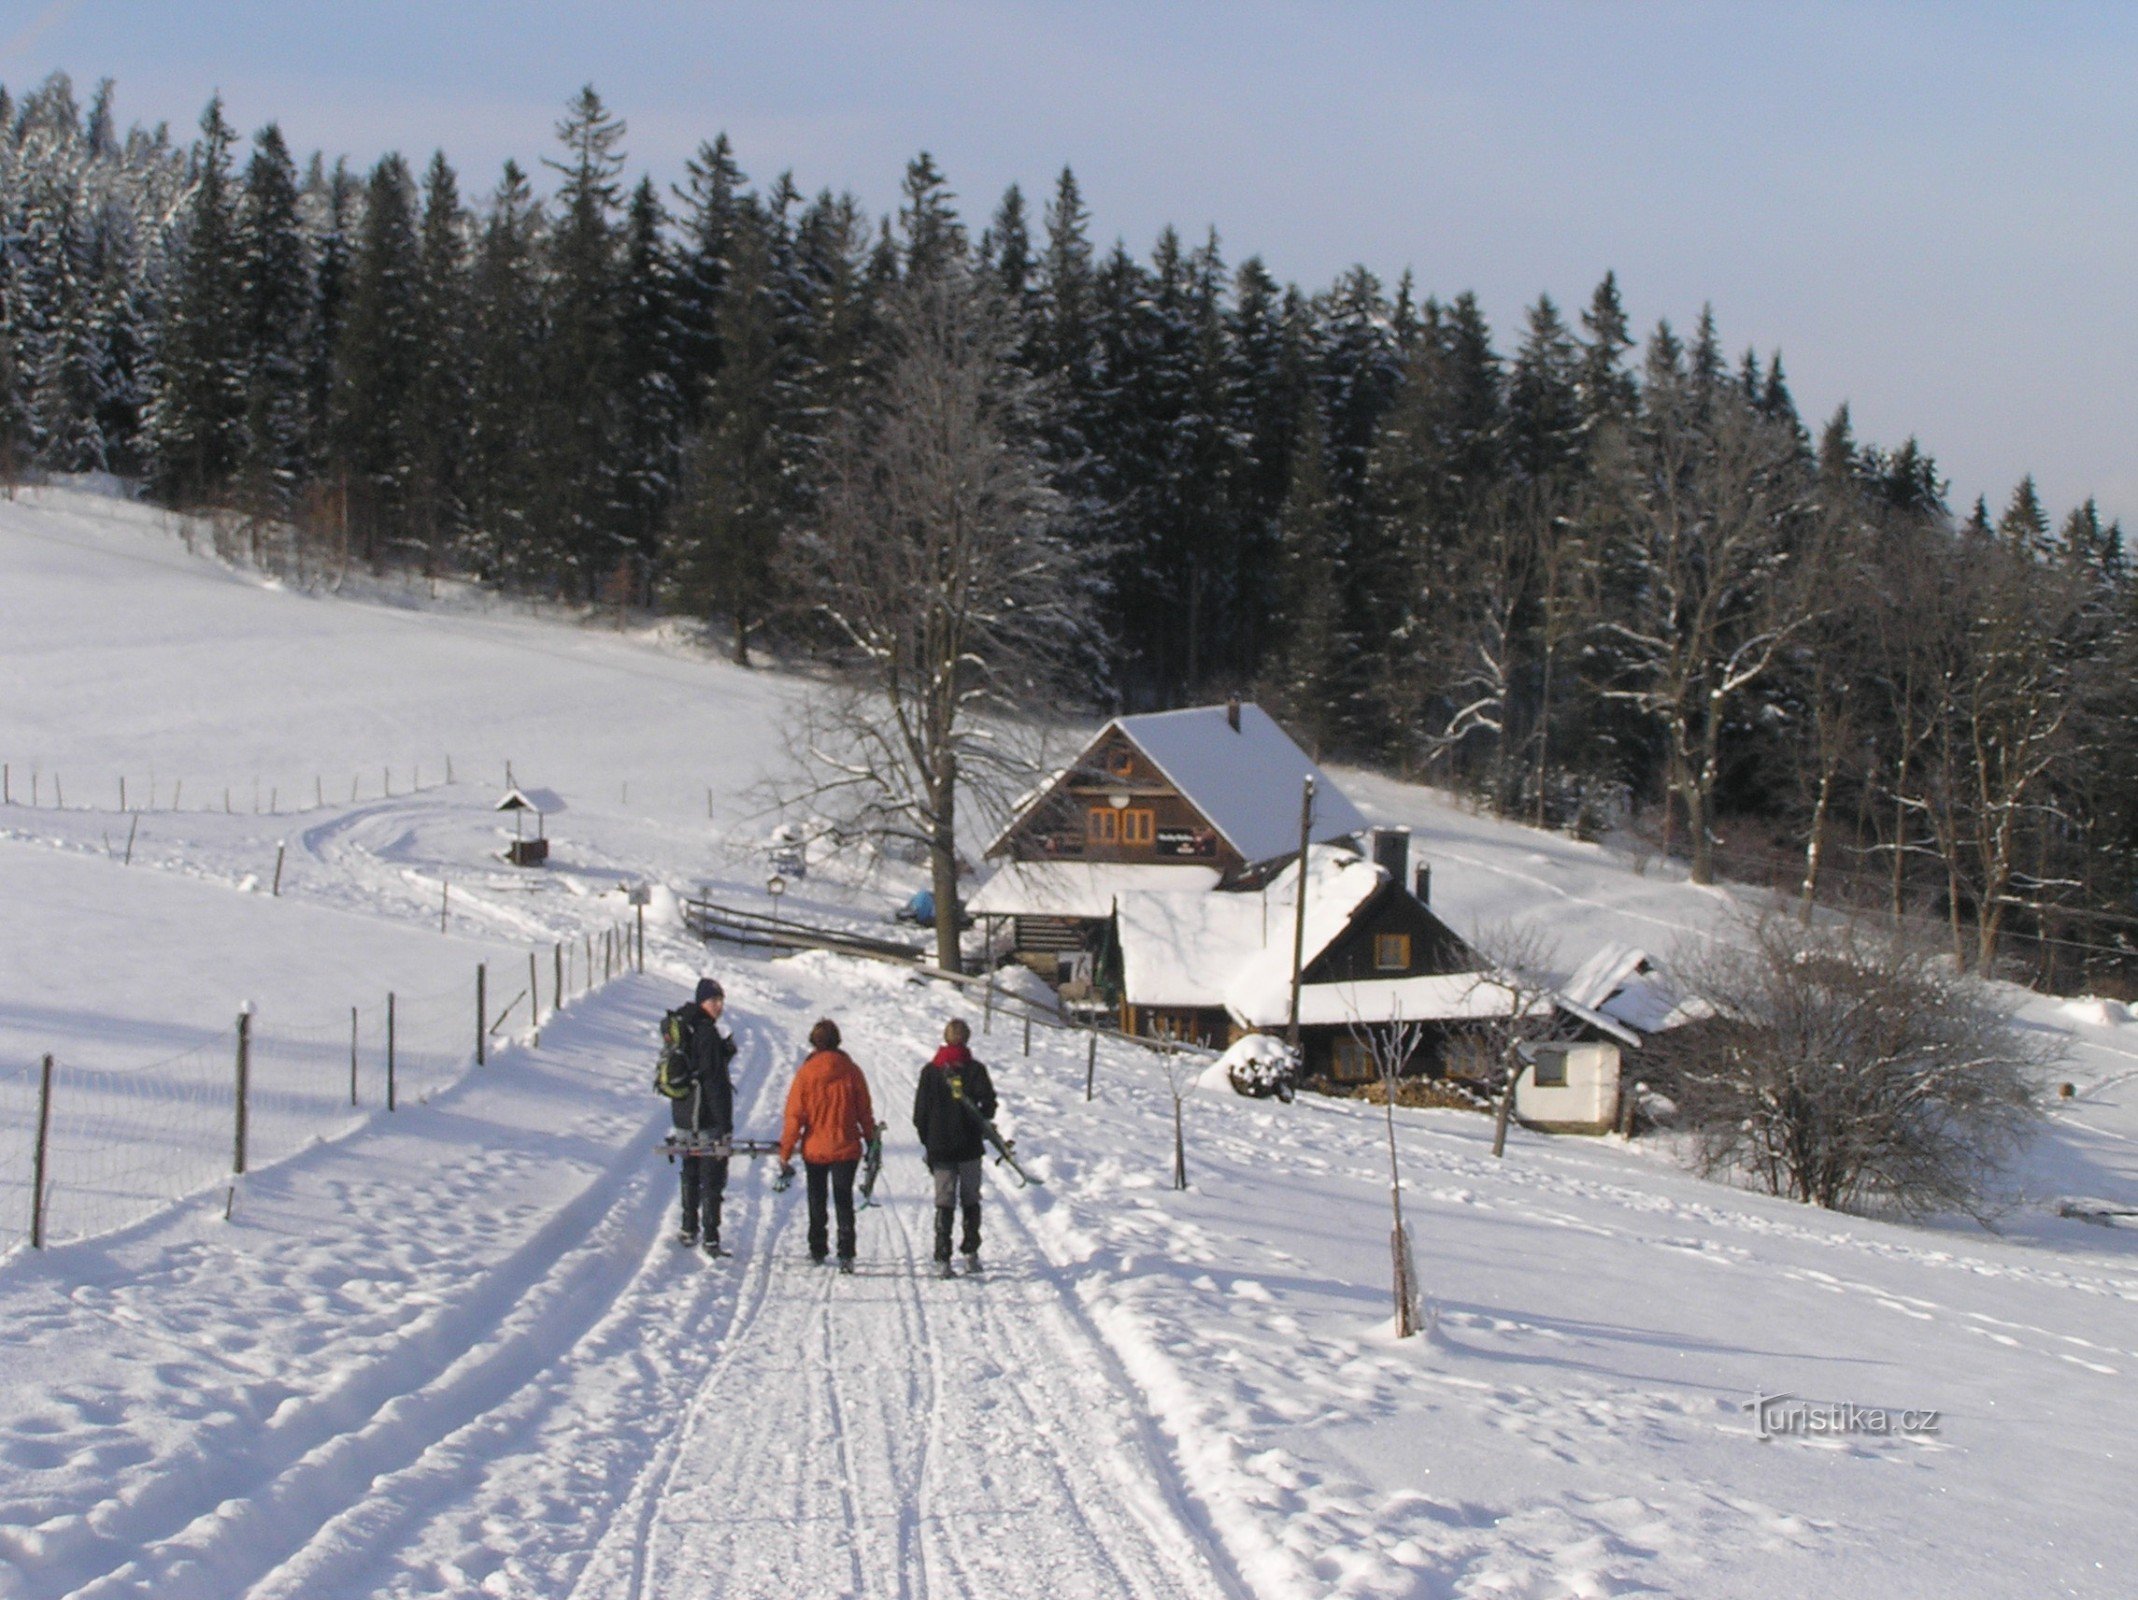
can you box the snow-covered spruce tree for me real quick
[1656,917,2047,1221]
[329,153,420,566]
[534,85,626,595]
[462,160,543,582]
[1264,402,1357,758]
[664,191,804,663]
[610,173,681,592]
[149,95,246,505]
[406,151,471,574]
[235,123,311,523]
[782,259,1096,970]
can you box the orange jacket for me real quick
[779,1049,877,1165]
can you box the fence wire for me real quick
[1,928,637,1259]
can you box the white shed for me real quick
[1515,1040,1622,1133]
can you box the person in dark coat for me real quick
[912,1017,998,1273]
[674,977,738,1251]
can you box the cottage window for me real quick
[1331,1037,1375,1082]
[1530,1046,1568,1087]
[1122,808,1155,847]
[1373,933,1411,972]
[1087,807,1118,844]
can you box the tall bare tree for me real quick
[783,264,1096,967]
[1594,389,1818,884]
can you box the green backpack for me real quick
[654,1006,697,1100]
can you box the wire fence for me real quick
[0,919,643,1259]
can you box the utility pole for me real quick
[1286,775,1315,1053]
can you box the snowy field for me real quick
[1,485,2134,1599]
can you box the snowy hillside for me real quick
[1,486,2134,1599]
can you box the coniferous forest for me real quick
[7,74,2137,990]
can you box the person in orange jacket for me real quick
[778,1018,877,1270]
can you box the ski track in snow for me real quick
[8,490,2138,1600]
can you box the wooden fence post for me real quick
[233,1008,252,1176]
[637,903,645,973]
[31,1054,53,1248]
[349,1007,359,1106]
[476,963,487,1066]
[554,943,563,1012]
[440,879,449,934]
[1023,1011,1031,1056]
[386,993,397,1111]
[529,951,541,1039]
[1085,1032,1097,1101]
[272,841,285,896]
[123,813,138,865]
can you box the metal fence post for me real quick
[554,943,563,1014]
[349,1006,359,1105]
[529,951,541,1037]
[31,1054,53,1248]
[476,963,487,1066]
[234,1009,252,1175]
[387,992,397,1111]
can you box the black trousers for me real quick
[805,1159,859,1260]
[672,1095,728,1237]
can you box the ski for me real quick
[970,1111,1041,1187]
[857,1121,887,1207]
[659,1133,783,1162]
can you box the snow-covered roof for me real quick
[1221,848,1388,1007]
[1120,842,1385,1005]
[1230,973,1535,1031]
[1560,944,1698,1038]
[496,786,565,814]
[1112,703,1369,865]
[1115,846,1383,1009]
[968,861,1221,920]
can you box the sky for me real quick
[7,0,2133,527]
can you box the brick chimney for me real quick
[1225,695,1241,732]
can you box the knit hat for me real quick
[694,977,725,1005]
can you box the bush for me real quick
[1653,918,2048,1222]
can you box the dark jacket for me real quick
[673,1006,737,1135]
[912,1044,998,1166]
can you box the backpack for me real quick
[655,1005,697,1100]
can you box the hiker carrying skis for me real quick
[778,1019,877,1271]
[913,1017,998,1275]
[665,978,737,1252]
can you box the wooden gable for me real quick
[1302,882,1476,984]
[992,725,1246,877]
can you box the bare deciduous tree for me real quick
[779,265,1097,967]
[1655,917,2047,1221]
[1594,391,1819,884]
[1344,1010,1429,1339]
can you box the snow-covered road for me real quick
[0,972,1234,1600]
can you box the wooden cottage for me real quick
[970,700,1368,985]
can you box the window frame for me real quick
[1373,932,1412,972]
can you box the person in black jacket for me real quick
[913,1017,998,1274]
[674,977,738,1251]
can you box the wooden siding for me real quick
[995,727,1247,878]
[1303,884,1475,984]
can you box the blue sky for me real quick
[10,1,2133,526]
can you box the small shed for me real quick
[496,786,565,866]
[1514,1039,1623,1133]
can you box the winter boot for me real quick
[959,1203,983,1266]
[677,1212,699,1247]
[933,1205,956,1265]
